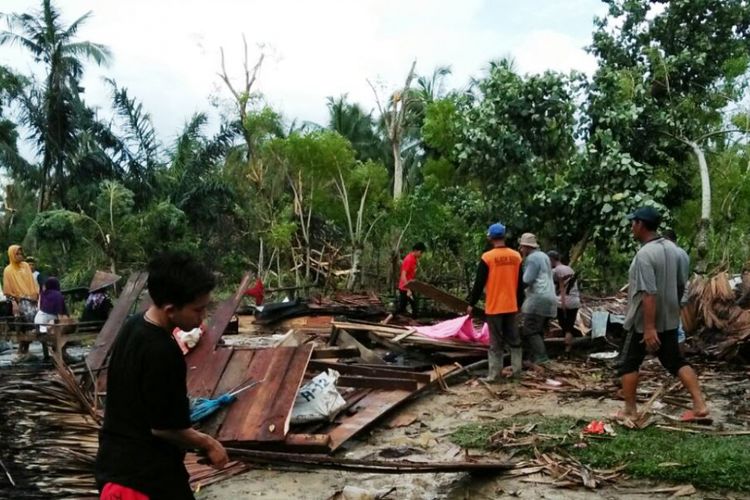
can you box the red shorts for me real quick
[101,482,149,500]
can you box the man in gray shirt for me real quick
[618,207,708,422]
[519,233,556,364]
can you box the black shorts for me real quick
[395,290,416,315]
[617,328,688,376]
[557,308,580,335]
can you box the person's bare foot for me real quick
[612,409,638,421]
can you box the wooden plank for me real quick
[234,344,313,442]
[406,280,484,316]
[86,271,149,374]
[187,273,254,367]
[310,347,360,359]
[337,376,419,391]
[281,434,331,453]
[332,320,410,336]
[326,389,414,451]
[186,346,234,399]
[216,349,272,442]
[308,361,431,383]
[261,344,314,441]
[202,349,257,437]
[333,329,386,365]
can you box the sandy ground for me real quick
[199,357,740,500]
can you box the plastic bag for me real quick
[291,369,347,424]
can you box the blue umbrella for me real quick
[190,379,262,424]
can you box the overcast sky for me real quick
[1,0,607,155]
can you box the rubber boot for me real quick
[527,334,550,364]
[510,347,523,380]
[483,350,503,383]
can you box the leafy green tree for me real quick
[1,0,112,210]
[588,0,750,267]
[454,60,581,236]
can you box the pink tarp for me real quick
[413,315,489,345]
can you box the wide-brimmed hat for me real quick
[519,233,539,248]
[88,270,121,292]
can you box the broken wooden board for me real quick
[86,271,149,376]
[308,360,432,383]
[406,280,484,316]
[325,388,417,451]
[185,272,255,395]
[337,376,420,391]
[331,328,386,365]
[214,344,314,444]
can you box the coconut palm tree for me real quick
[1,0,111,210]
[326,94,385,163]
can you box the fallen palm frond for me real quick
[685,273,750,362]
[0,362,247,499]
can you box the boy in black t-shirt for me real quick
[95,252,228,499]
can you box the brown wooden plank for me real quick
[216,348,276,442]
[188,273,253,361]
[86,271,149,374]
[233,345,313,442]
[337,376,419,391]
[406,280,483,315]
[186,346,234,399]
[326,389,414,451]
[310,347,360,359]
[254,344,313,442]
[212,349,264,441]
[200,348,253,436]
[308,361,431,383]
[281,434,331,453]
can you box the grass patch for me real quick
[450,417,750,492]
[450,416,579,449]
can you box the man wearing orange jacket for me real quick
[467,223,523,381]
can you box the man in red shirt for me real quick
[395,242,426,316]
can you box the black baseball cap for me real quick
[626,206,662,224]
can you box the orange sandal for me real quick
[680,410,713,424]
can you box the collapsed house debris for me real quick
[1,267,749,498]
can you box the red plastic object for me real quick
[583,420,606,434]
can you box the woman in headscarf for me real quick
[35,277,68,331]
[3,245,40,357]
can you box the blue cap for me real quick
[487,223,506,239]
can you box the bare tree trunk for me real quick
[392,140,403,199]
[347,247,362,291]
[688,139,711,272]
[367,60,416,200]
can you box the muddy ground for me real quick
[199,356,748,500]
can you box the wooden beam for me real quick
[308,360,431,383]
[310,347,360,359]
[86,271,149,375]
[224,448,515,473]
[406,280,483,316]
[337,376,420,391]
